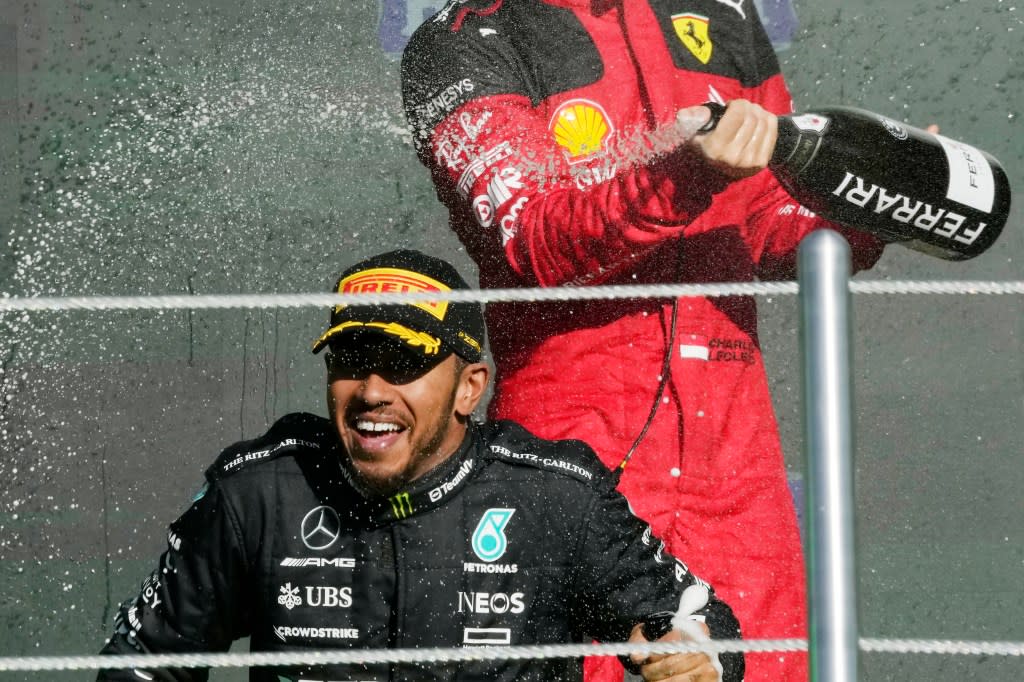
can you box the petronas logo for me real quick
[471,508,515,562]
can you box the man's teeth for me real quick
[356,420,401,433]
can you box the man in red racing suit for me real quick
[401,2,884,680]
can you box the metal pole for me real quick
[798,230,859,682]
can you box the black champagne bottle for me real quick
[705,104,1012,260]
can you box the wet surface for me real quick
[0,0,1022,679]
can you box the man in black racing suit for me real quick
[97,250,743,682]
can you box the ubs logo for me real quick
[301,506,341,551]
[471,508,515,562]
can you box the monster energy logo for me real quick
[390,492,414,519]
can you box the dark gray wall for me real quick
[0,1,1021,679]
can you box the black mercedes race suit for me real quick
[97,413,743,681]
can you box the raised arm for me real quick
[401,5,884,287]
[401,24,730,287]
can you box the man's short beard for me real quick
[420,378,459,463]
[344,373,460,497]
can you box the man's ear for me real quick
[455,362,490,418]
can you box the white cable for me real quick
[0,283,795,312]
[849,280,1024,296]
[859,637,1024,657]
[0,280,1021,313]
[3,637,1024,672]
[0,639,803,672]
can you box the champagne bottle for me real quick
[702,103,1012,260]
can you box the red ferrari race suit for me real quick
[401,2,884,680]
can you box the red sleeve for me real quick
[401,8,882,287]
[741,171,886,280]
[425,94,725,287]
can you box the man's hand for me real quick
[687,99,778,179]
[628,621,720,681]
[679,102,939,179]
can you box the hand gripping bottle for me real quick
[703,103,1012,260]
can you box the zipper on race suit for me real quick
[614,1,658,130]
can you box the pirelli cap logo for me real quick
[313,250,484,361]
[335,267,451,321]
[672,13,713,64]
[549,99,614,163]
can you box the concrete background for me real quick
[0,0,1021,679]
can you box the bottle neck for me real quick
[771,115,799,167]
[771,114,826,176]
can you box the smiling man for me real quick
[96,250,743,682]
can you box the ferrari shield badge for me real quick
[672,13,713,64]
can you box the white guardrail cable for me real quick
[0,278,1021,673]
[0,280,1022,313]
[0,638,1023,672]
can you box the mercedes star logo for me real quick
[300,505,341,550]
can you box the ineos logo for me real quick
[300,506,341,551]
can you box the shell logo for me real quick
[549,99,614,163]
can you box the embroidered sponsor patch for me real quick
[336,267,451,321]
[549,99,614,163]
[672,13,713,64]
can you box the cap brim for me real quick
[311,320,444,357]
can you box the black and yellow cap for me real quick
[311,250,484,362]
